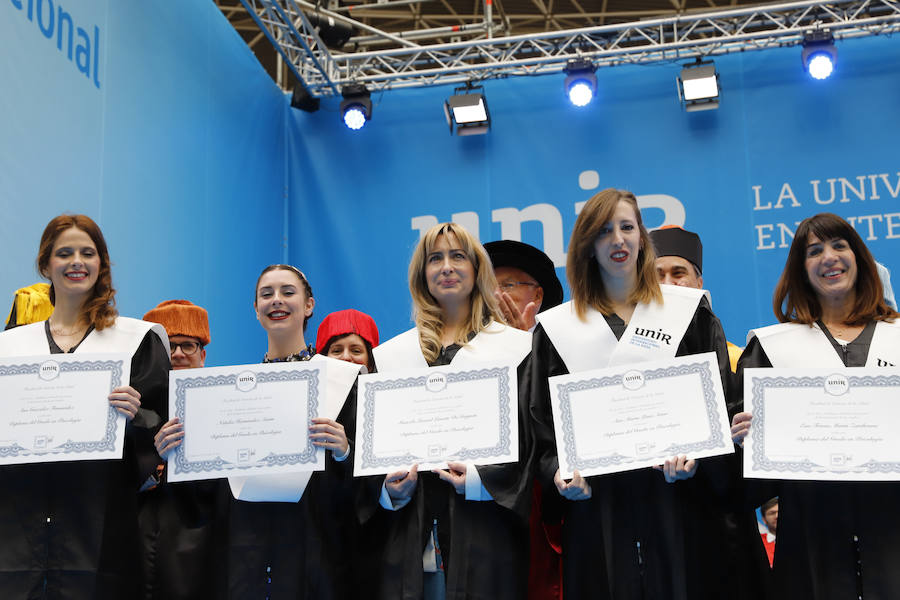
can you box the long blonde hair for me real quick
[567,188,661,320]
[409,223,503,363]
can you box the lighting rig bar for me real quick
[239,0,900,96]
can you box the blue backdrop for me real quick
[287,34,900,346]
[3,2,899,363]
[2,0,287,365]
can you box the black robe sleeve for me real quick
[126,330,170,488]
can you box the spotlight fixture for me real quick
[677,59,720,112]
[563,59,597,107]
[290,83,320,113]
[802,29,837,80]
[443,84,490,136]
[340,84,372,130]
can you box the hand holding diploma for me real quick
[731,412,752,447]
[653,455,698,483]
[385,464,419,501]
[554,468,592,501]
[155,417,184,459]
[108,385,141,421]
[434,461,467,494]
[309,417,348,456]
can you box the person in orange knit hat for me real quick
[143,300,210,370]
[315,308,379,373]
[140,299,214,600]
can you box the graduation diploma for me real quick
[549,352,732,479]
[0,353,130,465]
[744,367,900,481]
[167,361,328,483]
[354,360,519,476]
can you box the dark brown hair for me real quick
[773,213,897,325]
[567,188,661,320]
[254,265,314,332]
[37,215,117,330]
[321,333,376,373]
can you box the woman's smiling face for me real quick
[255,268,314,334]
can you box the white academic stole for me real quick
[373,320,532,372]
[536,284,706,374]
[750,320,900,368]
[0,317,166,358]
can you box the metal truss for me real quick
[239,0,900,96]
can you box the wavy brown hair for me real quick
[774,212,897,325]
[409,223,503,363]
[567,189,661,320]
[37,215,117,331]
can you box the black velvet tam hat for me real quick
[484,240,564,311]
[649,226,703,274]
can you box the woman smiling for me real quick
[731,213,900,600]
[0,214,169,600]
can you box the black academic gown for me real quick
[528,299,733,600]
[139,477,219,600]
[357,342,533,600]
[216,365,358,600]
[0,322,169,600]
[736,322,900,600]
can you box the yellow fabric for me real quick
[5,283,53,327]
[727,340,742,373]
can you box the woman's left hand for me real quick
[108,385,141,422]
[654,455,698,483]
[434,461,467,494]
[309,418,349,456]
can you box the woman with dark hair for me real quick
[731,212,900,600]
[0,214,170,599]
[316,309,379,374]
[528,189,733,599]
[361,222,534,600]
[155,264,358,599]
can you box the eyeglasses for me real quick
[498,281,540,291]
[170,341,203,356]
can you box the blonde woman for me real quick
[362,222,533,600]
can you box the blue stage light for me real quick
[567,80,594,107]
[806,52,835,80]
[802,30,837,81]
[340,85,372,130]
[342,105,367,130]
[564,59,597,107]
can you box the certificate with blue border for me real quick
[549,352,732,479]
[0,353,130,465]
[168,361,325,482]
[744,367,900,481]
[354,360,519,477]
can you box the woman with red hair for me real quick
[0,214,170,600]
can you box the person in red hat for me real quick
[316,309,379,373]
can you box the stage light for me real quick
[340,84,372,130]
[802,30,837,80]
[443,85,490,136]
[677,60,719,112]
[563,59,597,107]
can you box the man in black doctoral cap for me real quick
[485,240,564,332]
[485,239,565,600]
[650,225,743,371]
